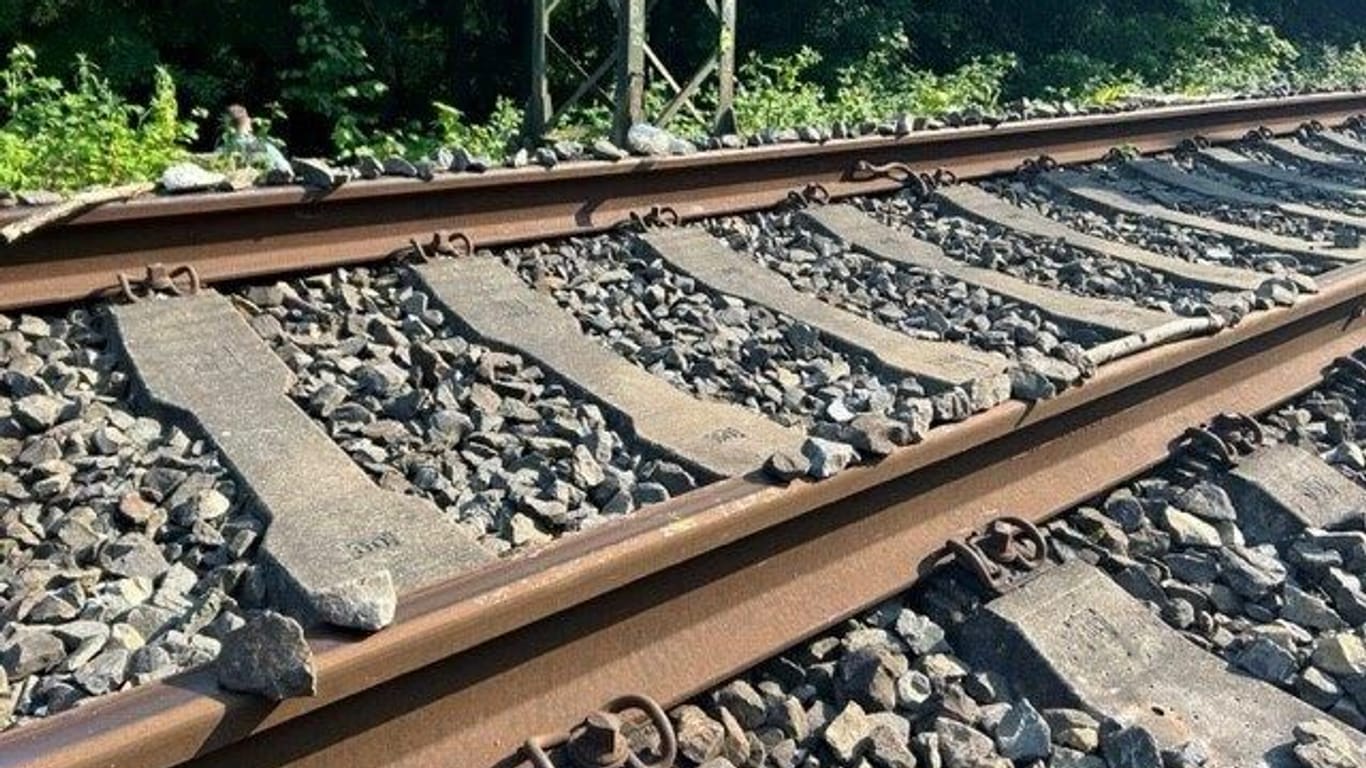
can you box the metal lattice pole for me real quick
[528,0,738,144]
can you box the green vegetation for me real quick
[4,1,1366,190]
[0,44,193,191]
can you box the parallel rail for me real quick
[5,94,1366,768]
[3,92,1366,311]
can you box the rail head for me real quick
[4,92,1366,312]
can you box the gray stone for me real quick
[1323,569,1366,625]
[160,162,228,194]
[1297,666,1344,710]
[13,394,64,431]
[382,156,418,178]
[1283,584,1346,631]
[994,699,1051,761]
[803,437,857,479]
[1293,719,1366,768]
[838,646,908,712]
[825,701,874,762]
[676,704,725,764]
[1312,634,1366,678]
[867,723,918,768]
[765,450,809,481]
[1175,482,1237,522]
[0,628,65,679]
[1101,726,1162,768]
[895,610,948,655]
[935,719,1005,768]
[770,695,809,741]
[717,706,750,766]
[1052,747,1105,768]
[1157,506,1223,548]
[916,733,944,768]
[1235,636,1298,685]
[355,155,384,179]
[311,570,397,631]
[1219,545,1287,599]
[100,532,170,579]
[74,648,129,695]
[215,611,316,700]
[626,124,675,156]
[591,139,628,161]
[716,679,767,730]
[291,158,346,188]
[1043,709,1099,752]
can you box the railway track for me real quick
[5,94,1366,768]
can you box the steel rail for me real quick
[3,92,1366,311]
[5,258,1366,768]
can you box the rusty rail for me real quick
[5,94,1366,768]
[3,91,1366,311]
[4,265,1366,768]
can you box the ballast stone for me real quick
[216,611,315,700]
[160,162,229,194]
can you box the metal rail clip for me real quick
[521,694,677,768]
[116,263,201,303]
[1323,353,1366,400]
[1015,155,1058,176]
[1176,135,1211,156]
[618,206,681,233]
[850,161,956,198]
[1300,119,1327,135]
[402,230,475,263]
[1170,412,1264,481]
[946,515,1049,596]
[785,183,831,208]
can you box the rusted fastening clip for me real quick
[1170,412,1264,480]
[946,516,1049,596]
[1102,145,1139,164]
[785,183,832,208]
[618,205,681,233]
[521,694,677,768]
[1323,354,1366,401]
[116,263,201,303]
[850,160,932,198]
[397,230,476,264]
[1015,155,1059,177]
[1176,135,1211,156]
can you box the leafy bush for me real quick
[281,0,388,157]
[1165,15,1299,94]
[1297,44,1366,91]
[0,44,194,191]
[433,96,525,158]
[829,33,1013,122]
[733,47,831,132]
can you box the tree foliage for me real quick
[2,0,1366,159]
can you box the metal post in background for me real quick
[528,0,738,144]
[613,0,647,144]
